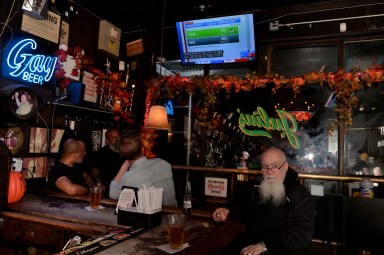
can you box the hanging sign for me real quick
[2,38,57,85]
[21,11,61,44]
[237,106,300,149]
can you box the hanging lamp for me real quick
[145,105,169,130]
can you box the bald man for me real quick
[48,139,94,195]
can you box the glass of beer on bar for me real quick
[167,214,185,249]
[89,184,102,209]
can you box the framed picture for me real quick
[50,128,65,153]
[101,129,108,147]
[5,85,39,122]
[22,157,47,179]
[0,127,24,155]
[92,130,102,151]
[29,127,48,153]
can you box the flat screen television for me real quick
[175,13,256,65]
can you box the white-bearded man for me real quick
[213,147,315,255]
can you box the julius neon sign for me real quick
[237,106,300,149]
[5,38,57,85]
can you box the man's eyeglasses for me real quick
[261,162,286,173]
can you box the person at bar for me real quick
[109,131,178,206]
[48,138,94,195]
[213,147,315,255]
[91,128,125,197]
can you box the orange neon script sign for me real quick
[237,106,300,149]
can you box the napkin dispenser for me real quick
[117,207,162,229]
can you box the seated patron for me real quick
[91,128,125,197]
[213,147,315,255]
[109,131,178,206]
[48,139,94,195]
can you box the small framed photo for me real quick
[101,129,108,147]
[0,127,24,155]
[92,130,102,151]
[50,129,65,153]
[22,157,47,179]
[29,127,48,153]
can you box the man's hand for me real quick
[212,207,229,222]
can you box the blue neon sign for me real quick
[2,38,57,85]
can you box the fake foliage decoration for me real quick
[144,65,384,127]
[8,171,26,203]
[54,46,384,157]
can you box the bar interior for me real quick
[0,0,384,254]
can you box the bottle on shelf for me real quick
[183,181,192,215]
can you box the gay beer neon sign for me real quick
[4,38,57,85]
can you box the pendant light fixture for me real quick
[145,105,169,130]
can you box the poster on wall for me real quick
[82,71,98,103]
[50,129,65,153]
[22,157,47,178]
[21,11,61,44]
[60,20,69,45]
[29,127,48,153]
[92,130,102,151]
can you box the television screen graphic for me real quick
[176,14,255,65]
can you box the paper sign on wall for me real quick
[21,11,61,44]
[204,177,227,198]
[82,71,98,103]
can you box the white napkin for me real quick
[85,205,105,211]
[156,243,190,254]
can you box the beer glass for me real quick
[89,185,102,209]
[167,214,185,249]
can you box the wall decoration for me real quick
[50,129,65,153]
[22,157,47,179]
[101,129,108,147]
[92,130,102,151]
[0,127,24,155]
[29,127,48,153]
[0,84,39,124]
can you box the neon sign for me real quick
[237,106,300,149]
[4,38,57,85]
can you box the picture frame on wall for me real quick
[92,130,102,151]
[50,128,65,153]
[101,129,108,147]
[0,127,24,155]
[22,157,47,179]
[29,127,48,153]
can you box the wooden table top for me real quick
[4,192,244,254]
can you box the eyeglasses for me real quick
[261,161,286,173]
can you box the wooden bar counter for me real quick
[1,191,244,254]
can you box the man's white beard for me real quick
[259,179,286,206]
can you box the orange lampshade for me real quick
[145,105,169,130]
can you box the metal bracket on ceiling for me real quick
[269,20,279,31]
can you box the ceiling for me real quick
[66,0,332,76]
[71,0,328,33]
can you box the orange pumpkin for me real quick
[8,171,26,203]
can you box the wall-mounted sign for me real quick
[204,177,227,198]
[2,38,57,85]
[21,11,61,44]
[237,106,300,149]
[82,71,98,103]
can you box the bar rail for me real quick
[171,165,384,183]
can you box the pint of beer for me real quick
[90,185,102,209]
[167,214,185,249]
